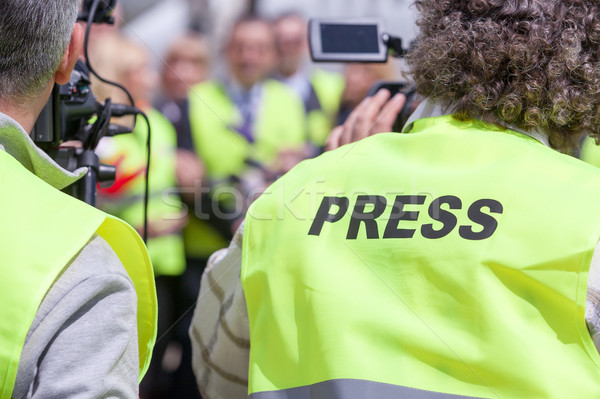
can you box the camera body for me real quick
[309,17,416,130]
[30,0,136,206]
[308,18,389,63]
[32,61,97,149]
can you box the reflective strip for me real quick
[249,379,486,399]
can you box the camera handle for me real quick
[48,146,116,206]
[77,149,115,206]
[382,34,407,58]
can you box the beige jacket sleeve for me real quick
[189,226,250,399]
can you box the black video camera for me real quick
[308,17,417,130]
[31,0,137,205]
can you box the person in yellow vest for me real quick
[190,1,600,398]
[93,35,187,279]
[0,1,157,398]
[272,12,345,147]
[185,15,307,268]
[188,15,306,180]
[90,35,200,398]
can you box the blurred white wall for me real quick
[120,0,190,68]
[257,0,418,44]
[119,0,248,69]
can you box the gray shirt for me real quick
[13,236,139,399]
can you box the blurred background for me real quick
[119,0,417,65]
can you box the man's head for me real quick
[225,16,276,89]
[0,0,82,105]
[162,33,211,101]
[408,0,600,151]
[273,13,307,78]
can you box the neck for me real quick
[230,78,259,92]
[278,66,298,78]
[0,84,53,133]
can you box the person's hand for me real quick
[176,149,205,189]
[326,89,406,151]
[136,215,189,239]
[270,147,309,175]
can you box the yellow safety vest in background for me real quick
[308,70,345,146]
[185,80,307,259]
[0,150,157,397]
[188,80,306,179]
[99,109,186,276]
[243,115,600,398]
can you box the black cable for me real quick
[81,0,150,242]
[138,111,152,243]
[83,0,135,108]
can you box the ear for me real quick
[54,23,84,85]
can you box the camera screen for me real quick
[320,24,380,54]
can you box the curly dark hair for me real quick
[407,0,600,152]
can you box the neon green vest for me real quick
[185,80,307,258]
[188,80,306,179]
[100,109,186,276]
[242,115,600,398]
[311,69,344,123]
[0,150,157,397]
[308,70,345,146]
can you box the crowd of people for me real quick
[86,11,403,398]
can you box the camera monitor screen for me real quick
[309,18,388,62]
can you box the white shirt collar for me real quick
[0,111,86,189]
[403,98,551,147]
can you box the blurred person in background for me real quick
[183,14,307,273]
[156,32,213,253]
[92,35,187,288]
[156,32,212,150]
[336,61,399,125]
[89,34,196,399]
[273,12,345,147]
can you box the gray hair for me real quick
[0,0,80,100]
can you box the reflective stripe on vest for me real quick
[0,150,157,396]
[242,115,600,398]
[250,379,483,399]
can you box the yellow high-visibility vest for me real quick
[243,115,600,398]
[308,70,345,146]
[0,150,157,397]
[185,80,307,258]
[188,80,306,179]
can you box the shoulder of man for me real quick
[13,235,140,398]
